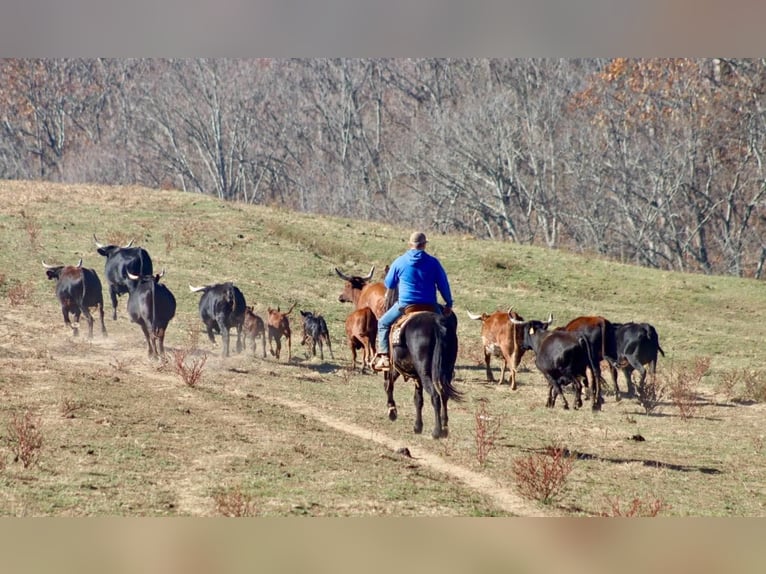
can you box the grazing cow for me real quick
[126,270,176,358]
[345,307,378,373]
[334,266,387,319]
[512,314,604,411]
[299,310,334,361]
[243,306,267,359]
[466,307,528,389]
[43,259,107,339]
[561,315,620,400]
[189,282,246,357]
[94,234,153,320]
[613,322,665,397]
[267,302,296,361]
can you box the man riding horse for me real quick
[372,231,454,372]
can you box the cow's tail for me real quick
[431,317,462,402]
[650,327,665,357]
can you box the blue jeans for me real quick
[377,304,442,354]
[377,305,403,354]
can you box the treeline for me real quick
[2,58,766,277]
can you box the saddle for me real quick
[390,304,438,347]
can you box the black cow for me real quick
[94,234,153,320]
[613,322,665,397]
[126,269,176,358]
[189,282,246,357]
[299,310,334,361]
[43,259,107,339]
[512,313,604,411]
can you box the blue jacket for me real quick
[384,248,453,308]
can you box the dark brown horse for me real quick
[383,290,461,439]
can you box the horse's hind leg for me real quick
[384,371,398,421]
[413,383,424,434]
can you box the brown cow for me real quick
[243,306,267,358]
[334,266,387,319]
[467,308,527,389]
[561,315,618,400]
[344,307,378,373]
[267,302,296,361]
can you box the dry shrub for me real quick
[109,356,130,373]
[600,496,668,517]
[636,376,666,415]
[512,444,574,504]
[173,348,207,388]
[213,487,258,517]
[666,356,710,420]
[742,372,766,403]
[7,281,32,306]
[60,397,84,419]
[20,210,40,250]
[7,410,43,469]
[474,400,503,466]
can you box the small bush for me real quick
[512,445,574,504]
[636,376,666,415]
[60,397,84,419]
[173,349,207,388]
[214,487,258,517]
[666,356,709,420]
[474,400,503,466]
[7,410,43,469]
[7,281,32,306]
[600,496,668,517]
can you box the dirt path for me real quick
[249,392,551,516]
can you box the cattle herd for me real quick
[45,240,665,437]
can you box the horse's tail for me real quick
[431,316,462,402]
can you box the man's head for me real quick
[408,231,428,249]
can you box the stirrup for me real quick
[371,353,390,372]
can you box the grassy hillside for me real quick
[0,181,764,516]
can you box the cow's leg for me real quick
[628,357,645,398]
[139,323,154,358]
[384,370,399,421]
[509,348,521,390]
[217,317,231,357]
[97,300,107,337]
[413,383,424,435]
[350,341,358,371]
[109,286,119,320]
[326,335,334,359]
[274,338,281,360]
[205,321,217,344]
[260,332,267,358]
[440,394,450,438]
[61,305,74,336]
[72,308,82,337]
[573,379,583,409]
[235,324,243,354]
[550,378,568,410]
[80,306,95,339]
[286,335,291,361]
[484,350,495,383]
[156,327,167,356]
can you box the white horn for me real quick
[466,311,483,320]
[544,313,553,325]
[76,258,82,268]
[189,285,207,292]
[127,271,140,280]
[363,266,375,281]
[93,234,105,249]
[123,239,134,248]
[42,260,57,269]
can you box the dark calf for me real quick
[613,322,665,397]
[126,269,176,358]
[299,310,334,361]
